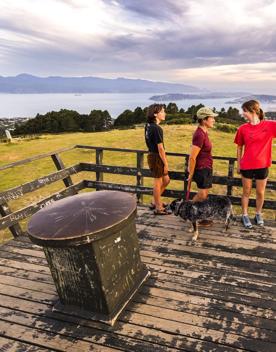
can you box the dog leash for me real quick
[186,178,192,201]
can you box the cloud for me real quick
[0,0,276,91]
[103,0,187,20]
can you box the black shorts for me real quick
[193,168,213,189]
[240,168,269,180]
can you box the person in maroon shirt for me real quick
[187,107,217,225]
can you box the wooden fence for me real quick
[1,145,275,238]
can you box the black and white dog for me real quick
[169,196,235,241]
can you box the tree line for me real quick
[13,103,242,135]
[114,103,241,127]
[14,109,113,135]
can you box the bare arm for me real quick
[236,145,243,174]
[188,145,201,180]
[158,143,169,173]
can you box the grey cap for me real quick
[197,107,218,119]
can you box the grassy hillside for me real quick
[1,125,275,242]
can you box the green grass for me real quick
[1,125,275,243]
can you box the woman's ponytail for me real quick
[259,108,265,121]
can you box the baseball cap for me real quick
[196,107,218,120]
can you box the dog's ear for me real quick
[169,199,176,212]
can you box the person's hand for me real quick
[164,165,169,175]
[237,165,240,174]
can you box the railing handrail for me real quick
[76,145,276,162]
[0,146,74,171]
[1,144,275,171]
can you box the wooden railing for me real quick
[1,145,275,238]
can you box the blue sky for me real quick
[1,0,276,92]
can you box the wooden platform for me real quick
[0,206,275,351]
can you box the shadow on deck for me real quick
[0,206,275,351]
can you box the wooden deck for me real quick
[0,206,275,352]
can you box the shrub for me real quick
[215,123,237,133]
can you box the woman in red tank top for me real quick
[234,100,276,228]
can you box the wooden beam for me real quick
[84,180,276,209]
[0,146,75,172]
[0,202,23,237]
[95,148,103,191]
[76,145,276,164]
[51,154,74,188]
[0,164,81,205]
[0,182,85,231]
[76,145,241,161]
[80,163,276,190]
[227,159,235,196]
[136,152,144,204]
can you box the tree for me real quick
[226,107,240,120]
[102,110,113,130]
[88,110,113,131]
[166,102,179,114]
[186,104,204,115]
[114,110,134,126]
[132,107,146,124]
[82,115,95,132]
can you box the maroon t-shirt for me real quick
[192,127,213,169]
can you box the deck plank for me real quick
[0,206,275,351]
[0,336,53,352]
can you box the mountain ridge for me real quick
[0,74,201,94]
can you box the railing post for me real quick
[96,148,103,191]
[0,201,23,237]
[183,155,189,199]
[51,154,74,188]
[227,159,235,196]
[136,152,144,203]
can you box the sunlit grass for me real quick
[1,125,275,242]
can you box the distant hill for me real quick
[0,74,200,94]
[150,92,250,101]
[266,112,276,120]
[226,95,276,104]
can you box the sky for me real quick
[1,0,276,92]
